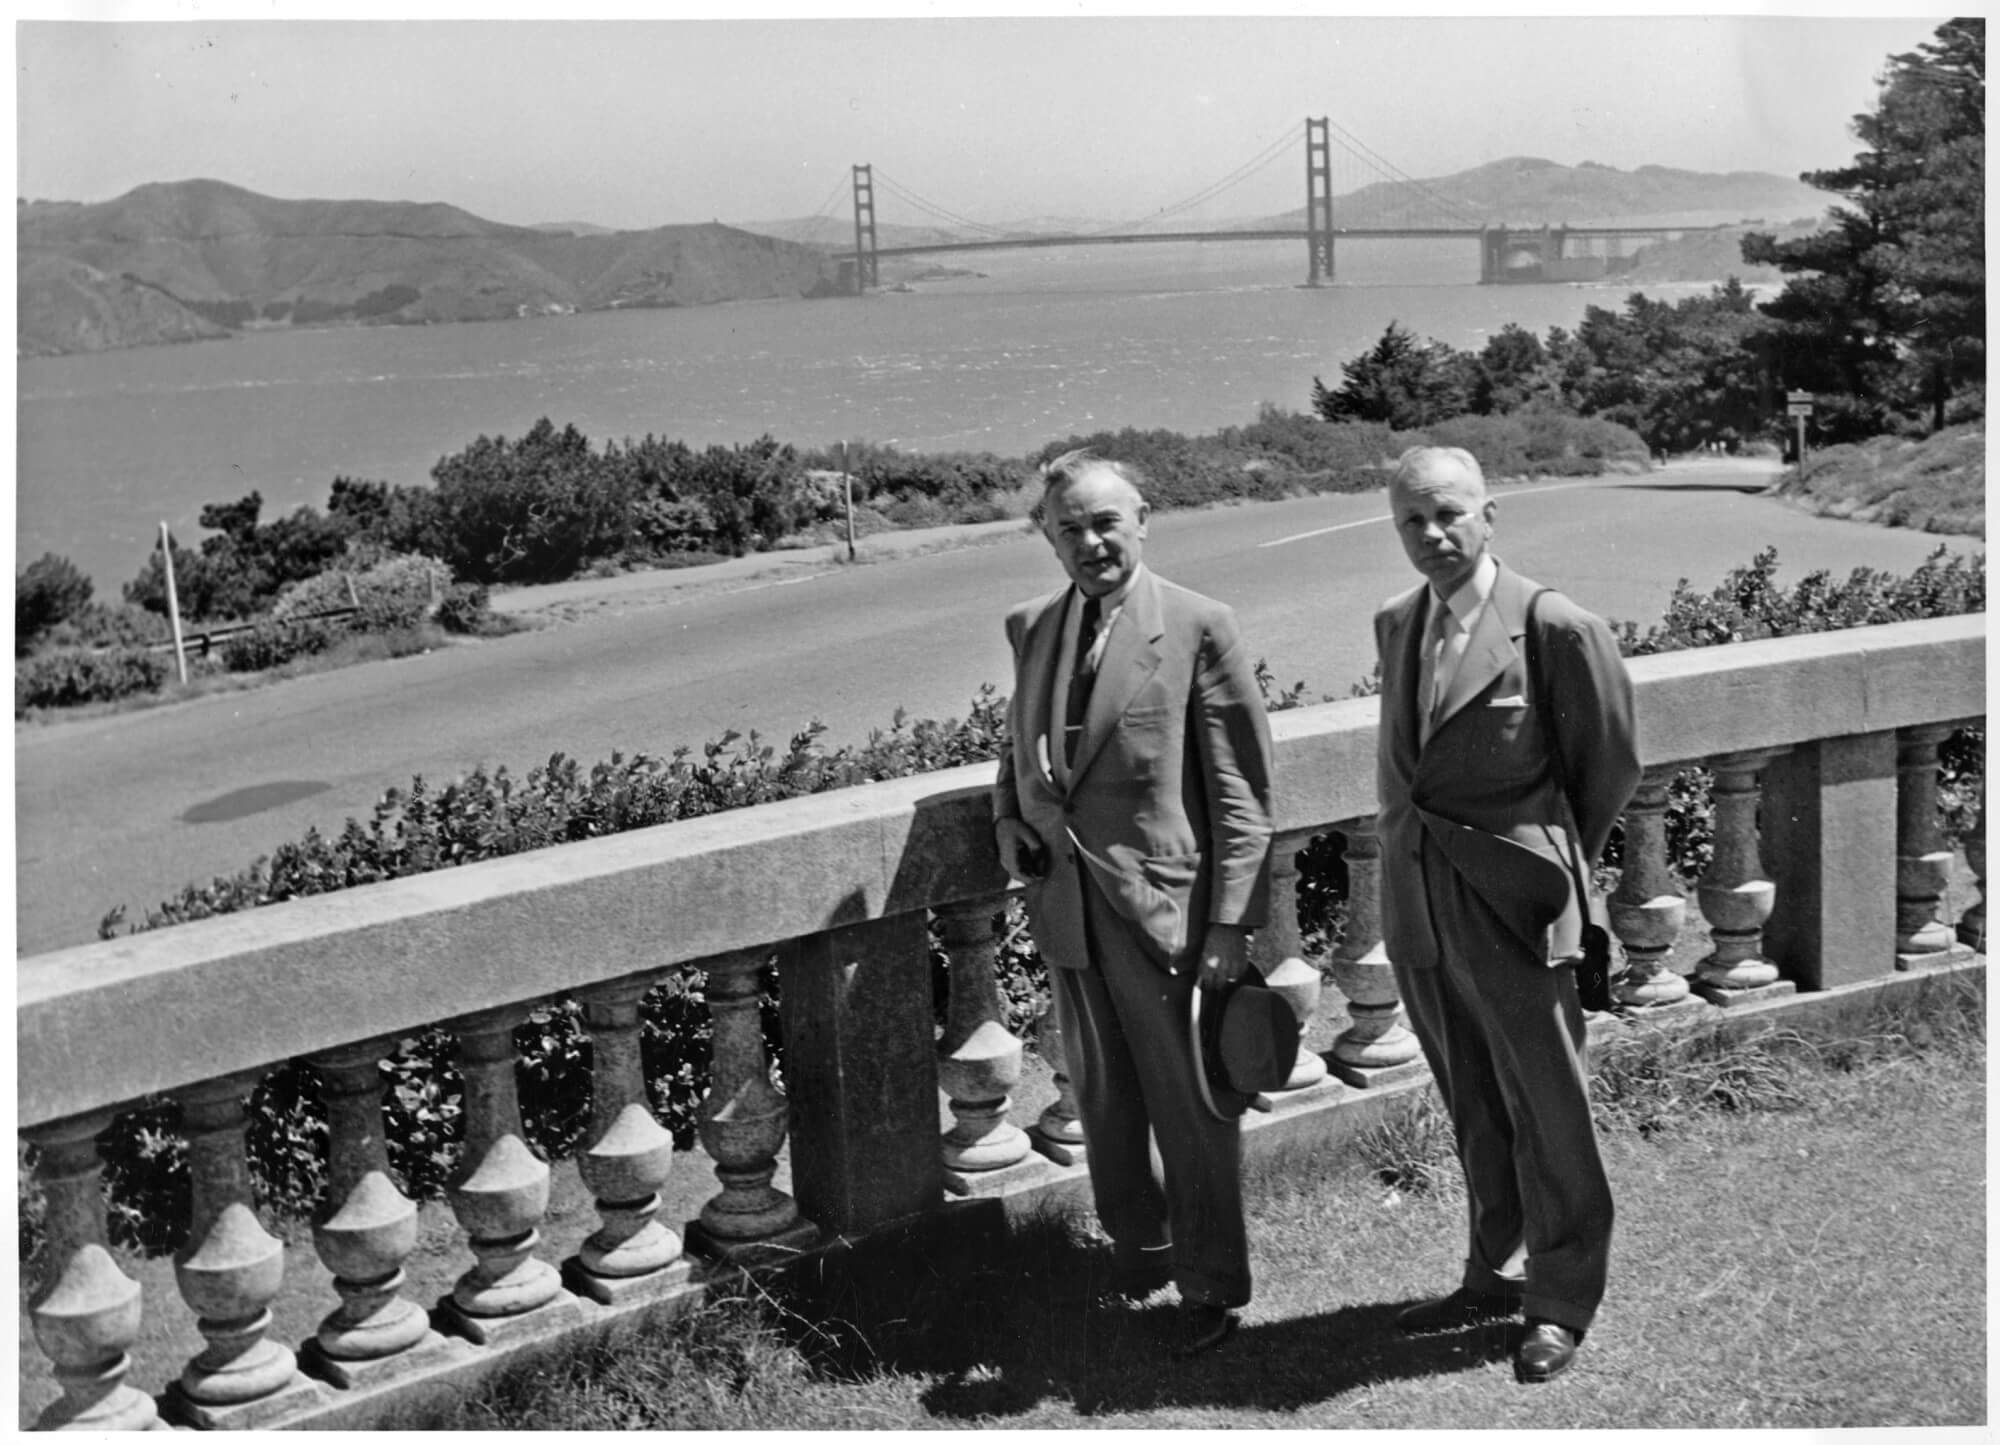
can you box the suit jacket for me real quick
[994,567,1274,975]
[1374,560,1640,970]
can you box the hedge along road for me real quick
[15,458,1979,955]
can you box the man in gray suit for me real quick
[1372,446,1640,1383]
[993,449,1274,1358]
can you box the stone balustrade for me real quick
[17,614,1985,1429]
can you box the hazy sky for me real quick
[16,6,1948,231]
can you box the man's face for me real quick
[1042,467,1149,598]
[1390,458,1495,597]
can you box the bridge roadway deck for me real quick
[844,222,1714,260]
[15,460,1978,956]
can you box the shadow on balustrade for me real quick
[760,1202,1502,1421]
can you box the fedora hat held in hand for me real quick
[1190,967,1302,1121]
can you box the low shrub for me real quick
[40,600,171,653]
[272,552,452,633]
[220,617,337,673]
[15,644,169,713]
[1217,407,1403,483]
[1423,410,1649,478]
[433,581,494,634]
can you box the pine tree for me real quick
[1743,18,1984,436]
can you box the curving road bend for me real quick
[15,459,1976,954]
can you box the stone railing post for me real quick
[1764,732,1898,991]
[1031,1005,1086,1166]
[25,1110,160,1431]
[1325,817,1423,1085]
[1692,748,1793,1004]
[692,949,820,1263]
[935,896,1034,1186]
[1895,724,1972,969]
[1959,801,1986,952]
[1607,767,1692,1009]
[1251,830,1330,1091]
[304,1040,446,1388]
[441,1005,580,1344]
[570,974,687,1304]
[166,1073,320,1427]
[781,911,943,1237]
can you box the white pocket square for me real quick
[1487,693,1529,707]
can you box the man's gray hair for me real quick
[1390,445,1484,489]
[1035,448,1149,524]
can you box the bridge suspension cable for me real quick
[1081,120,1305,237]
[1321,117,1484,227]
[869,170,1018,238]
[755,173,851,244]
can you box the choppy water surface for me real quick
[18,238,1697,588]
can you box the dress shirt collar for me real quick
[1431,552,1497,630]
[1076,563,1144,622]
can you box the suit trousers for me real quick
[1050,863,1250,1309]
[1390,833,1612,1334]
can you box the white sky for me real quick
[14,5,1951,230]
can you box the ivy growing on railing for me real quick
[21,547,1985,1264]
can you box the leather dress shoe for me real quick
[1396,1287,1521,1334]
[1172,1302,1239,1358]
[1513,1319,1582,1382]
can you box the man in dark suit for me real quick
[993,449,1275,1358]
[1372,446,1640,1383]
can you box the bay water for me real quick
[17,237,1707,590]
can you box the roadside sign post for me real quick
[1786,390,1813,482]
[159,521,189,685]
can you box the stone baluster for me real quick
[1895,725,1970,968]
[1958,801,1986,952]
[936,897,1033,1183]
[692,949,818,1263]
[1324,817,1423,1085]
[167,1073,319,1427]
[571,975,686,1303]
[304,1041,445,1387]
[1608,767,1693,1008]
[1031,1005,1086,1166]
[1250,830,1330,1091]
[25,1110,161,1431]
[1692,749,1791,1003]
[441,1005,578,1344]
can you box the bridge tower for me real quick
[850,164,879,295]
[1304,117,1334,286]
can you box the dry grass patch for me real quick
[1776,424,1985,534]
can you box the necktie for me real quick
[1064,594,1102,767]
[1418,599,1453,741]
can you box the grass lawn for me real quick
[439,979,1986,1430]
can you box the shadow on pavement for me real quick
[1621,480,1776,494]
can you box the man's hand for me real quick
[1197,923,1253,994]
[994,817,1049,883]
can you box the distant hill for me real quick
[1620,216,1824,286]
[528,220,620,238]
[1251,156,1829,231]
[18,179,843,357]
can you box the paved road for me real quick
[16,459,1977,954]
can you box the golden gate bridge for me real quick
[784,117,1719,292]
